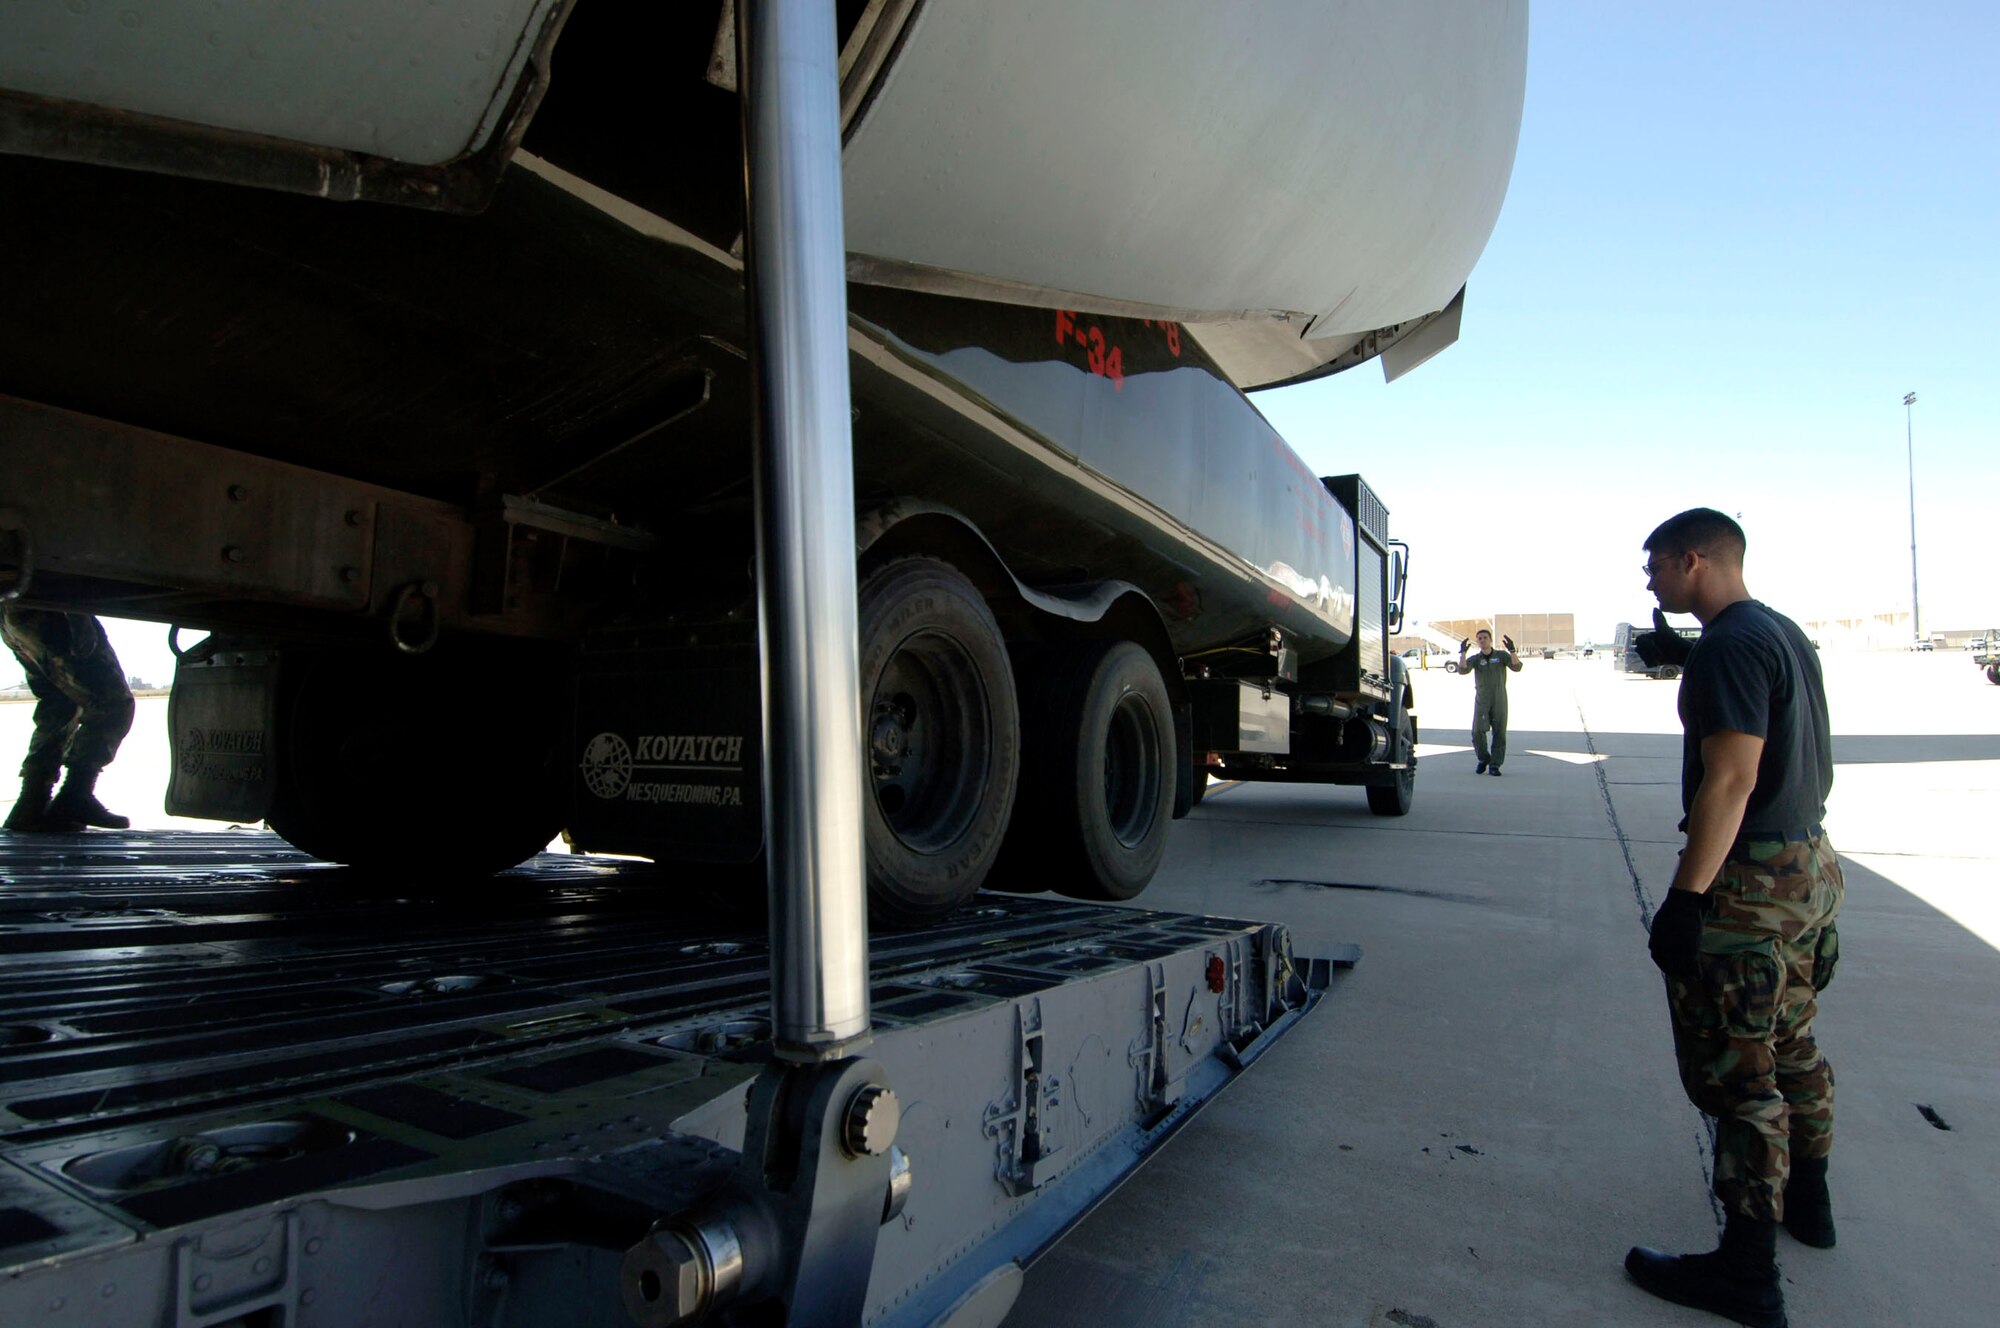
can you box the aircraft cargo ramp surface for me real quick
[0,833,1330,1327]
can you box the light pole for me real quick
[1904,391,1920,643]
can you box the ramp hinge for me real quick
[1128,961,1183,1115]
[983,998,1060,1195]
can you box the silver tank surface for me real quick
[0,1,1527,388]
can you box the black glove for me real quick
[1648,889,1707,979]
[1501,634,1516,653]
[1633,608,1693,669]
[1460,637,1470,652]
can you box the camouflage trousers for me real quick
[1664,832,1843,1222]
[1471,694,1508,767]
[1,608,134,783]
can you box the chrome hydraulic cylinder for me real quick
[740,0,871,1058]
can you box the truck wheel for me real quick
[1366,716,1417,816]
[1443,660,1460,674]
[266,645,565,874]
[859,558,1020,928]
[999,640,1175,901]
[1988,664,1999,685]
[1656,665,1681,681]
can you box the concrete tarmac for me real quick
[1007,652,2000,1328]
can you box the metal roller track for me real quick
[0,832,1329,1325]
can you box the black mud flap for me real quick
[165,648,278,821]
[1172,699,1199,819]
[568,631,764,863]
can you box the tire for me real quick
[1173,706,1204,817]
[1987,664,1999,685]
[1366,714,1417,816]
[858,558,1020,929]
[996,640,1176,902]
[1655,665,1681,681]
[1443,661,1460,674]
[266,644,565,875]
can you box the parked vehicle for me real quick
[0,6,1476,924]
[1973,631,2000,684]
[1400,645,1461,673]
[1612,620,1702,679]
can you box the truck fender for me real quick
[1386,653,1417,760]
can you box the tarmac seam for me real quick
[1577,698,1654,924]
[1577,693,1724,1228]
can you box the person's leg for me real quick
[1665,952,1790,1224]
[1471,695,1492,771]
[1489,696,1509,770]
[1627,864,1792,1326]
[1777,838,1844,1248]
[2,611,83,831]
[45,619,135,829]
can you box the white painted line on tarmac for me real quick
[1524,749,1610,765]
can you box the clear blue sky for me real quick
[1257,0,1998,642]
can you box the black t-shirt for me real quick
[1677,599,1832,833]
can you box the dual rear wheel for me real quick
[859,559,1176,925]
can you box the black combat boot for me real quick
[47,766,128,830]
[1626,1212,1787,1328]
[3,769,82,832]
[1783,1155,1836,1248]
[3,777,60,831]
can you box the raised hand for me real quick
[1502,634,1516,653]
[1633,608,1694,668]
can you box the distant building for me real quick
[1421,613,1577,655]
[1799,612,1993,651]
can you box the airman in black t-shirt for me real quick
[1622,508,1843,1328]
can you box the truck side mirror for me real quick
[1386,541,1409,634]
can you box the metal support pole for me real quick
[1904,391,1920,643]
[741,0,870,1059]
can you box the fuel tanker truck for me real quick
[0,3,1523,931]
[0,4,1526,1324]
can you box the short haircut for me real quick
[1644,508,1745,565]
[1476,628,1492,637]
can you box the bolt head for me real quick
[623,1227,708,1327]
[844,1083,901,1157]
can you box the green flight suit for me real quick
[1465,648,1516,768]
